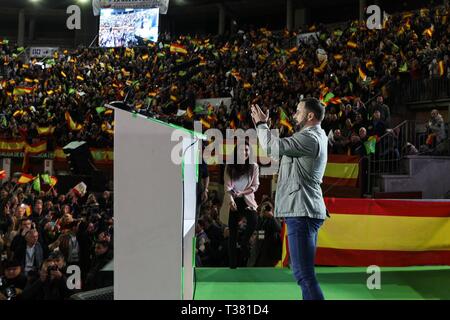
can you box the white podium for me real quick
[113,108,205,300]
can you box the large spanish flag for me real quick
[316,198,450,266]
[323,155,359,187]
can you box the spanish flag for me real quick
[243,83,252,89]
[170,43,188,55]
[358,67,367,81]
[438,60,445,77]
[13,86,33,95]
[186,107,194,120]
[24,78,34,83]
[334,54,343,61]
[275,221,289,268]
[37,126,56,136]
[200,118,211,129]
[65,112,83,131]
[366,60,374,69]
[317,198,450,266]
[231,70,242,82]
[298,59,306,70]
[50,176,58,187]
[278,72,288,86]
[25,141,47,155]
[120,68,130,77]
[328,96,343,105]
[347,41,358,49]
[423,25,434,38]
[18,173,34,184]
[230,119,237,129]
[142,54,149,61]
[13,110,24,117]
[323,154,359,187]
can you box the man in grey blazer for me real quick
[251,97,328,300]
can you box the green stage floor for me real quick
[194,266,450,300]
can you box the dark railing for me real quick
[366,119,450,194]
[401,78,450,102]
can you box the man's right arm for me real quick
[256,123,318,159]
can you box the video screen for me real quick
[99,8,159,48]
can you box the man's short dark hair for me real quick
[300,97,325,122]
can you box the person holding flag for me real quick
[251,98,328,300]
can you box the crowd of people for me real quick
[0,4,449,155]
[0,177,113,300]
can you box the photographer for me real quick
[0,260,27,300]
[21,258,71,300]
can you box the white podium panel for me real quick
[113,109,203,300]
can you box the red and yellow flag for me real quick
[317,198,450,266]
[24,141,47,155]
[347,41,358,49]
[438,60,445,77]
[358,67,367,81]
[278,72,288,86]
[37,126,56,136]
[323,154,359,187]
[275,221,289,268]
[13,86,34,95]
[170,43,188,55]
[18,173,34,184]
[64,112,83,131]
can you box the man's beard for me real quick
[296,115,308,131]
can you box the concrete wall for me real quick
[381,156,450,199]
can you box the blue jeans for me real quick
[286,216,324,300]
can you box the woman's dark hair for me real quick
[226,141,253,180]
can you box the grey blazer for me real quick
[256,123,328,219]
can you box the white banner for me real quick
[93,0,169,15]
[29,47,59,58]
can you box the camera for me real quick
[0,276,16,300]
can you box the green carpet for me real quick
[194,266,450,300]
